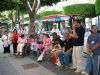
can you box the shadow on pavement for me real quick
[28,54,81,75]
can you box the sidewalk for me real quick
[0,42,81,75]
[0,54,57,75]
[0,42,56,75]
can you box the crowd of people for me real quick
[0,20,100,75]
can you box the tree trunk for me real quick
[28,12,35,34]
[22,0,40,34]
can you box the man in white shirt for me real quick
[51,23,61,36]
[60,21,68,34]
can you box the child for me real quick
[51,41,62,64]
[37,34,51,61]
[2,31,10,57]
[16,34,27,55]
[28,35,39,56]
[31,36,38,56]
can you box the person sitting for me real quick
[16,34,27,55]
[37,34,51,62]
[51,41,62,65]
[51,32,63,65]
[31,36,38,56]
[58,32,73,67]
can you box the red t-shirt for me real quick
[12,32,18,43]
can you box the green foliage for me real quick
[0,0,61,14]
[0,0,17,12]
[18,4,27,14]
[95,0,100,15]
[38,11,62,18]
[40,0,61,6]
[63,3,96,17]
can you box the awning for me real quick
[43,14,67,19]
[35,14,71,23]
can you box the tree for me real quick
[38,11,62,18]
[63,3,96,18]
[95,0,100,29]
[95,0,100,15]
[0,0,60,33]
[0,0,16,12]
[20,0,61,33]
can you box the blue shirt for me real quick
[87,33,100,55]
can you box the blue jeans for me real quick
[58,50,72,66]
[82,52,92,74]
[92,55,100,75]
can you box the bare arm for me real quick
[91,44,100,52]
[87,43,93,53]
[62,47,65,53]
[70,27,78,39]
[67,48,73,51]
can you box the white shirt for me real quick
[51,28,61,36]
[84,31,91,53]
[1,35,8,47]
[61,26,68,33]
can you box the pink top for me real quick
[45,38,51,46]
[28,38,34,44]
[18,36,27,44]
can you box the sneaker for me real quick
[81,72,89,75]
[15,53,18,55]
[70,67,76,70]
[56,62,61,67]
[75,69,81,73]
[37,60,42,62]
[20,53,22,55]
[65,66,69,69]
[60,65,65,68]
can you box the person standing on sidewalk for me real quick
[70,20,85,73]
[12,29,18,55]
[51,23,61,36]
[60,21,68,34]
[1,31,10,57]
[87,25,100,75]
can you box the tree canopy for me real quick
[0,0,17,12]
[63,3,96,18]
[0,0,60,12]
[37,11,62,18]
[95,0,100,15]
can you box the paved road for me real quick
[0,43,81,75]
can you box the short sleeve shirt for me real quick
[62,39,73,52]
[73,26,85,46]
[87,33,100,55]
